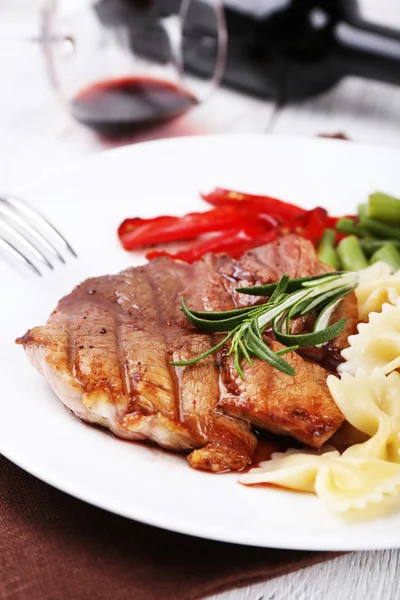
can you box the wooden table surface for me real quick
[2,2,400,599]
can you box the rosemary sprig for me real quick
[171,271,359,378]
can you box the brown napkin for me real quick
[0,456,340,600]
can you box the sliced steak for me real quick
[210,234,321,307]
[17,235,349,468]
[329,292,358,351]
[18,257,257,472]
[219,341,343,448]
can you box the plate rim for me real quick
[16,132,400,197]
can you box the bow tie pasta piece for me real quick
[241,451,400,513]
[356,261,400,320]
[328,371,400,462]
[315,457,400,512]
[240,450,340,493]
[339,301,400,376]
[240,372,400,513]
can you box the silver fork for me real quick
[0,193,77,276]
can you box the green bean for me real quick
[358,203,367,221]
[317,229,339,269]
[358,215,400,241]
[336,218,368,237]
[361,239,400,257]
[367,191,400,224]
[370,242,400,273]
[337,235,369,271]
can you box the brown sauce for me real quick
[298,344,345,373]
[240,429,304,473]
[319,132,351,141]
[328,421,369,453]
[72,408,366,482]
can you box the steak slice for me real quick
[18,257,257,472]
[219,341,343,447]
[329,292,359,351]
[17,235,348,468]
[210,234,321,308]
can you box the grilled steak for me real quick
[210,234,321,308]
[17,235,349,471]
[220,341,342,446]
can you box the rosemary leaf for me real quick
[247,326,296,376]
[273,317,347,348]
[234,346,245,379]
[176,271,359,379]
[188,304,258,320]
[239,337,253,367]
[314,297,345,333]
[275,345,300,356]
[251,316,263,340]
[257,289,311,329]
[237,272,340,297]
[181,298,250,332]
[269,273,290,303]
[299,285,351,315]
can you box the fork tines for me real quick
[0,193,77,276]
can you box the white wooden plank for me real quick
[361,0,400,27]
[209,549,400,600]
[268,0,400,146]
[268,76,400,148]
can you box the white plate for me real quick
[2,134,400,551]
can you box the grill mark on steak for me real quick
[142,267,182,420]
[111,268,180,421]
[145,266,168,328]
[116,317,130,401]
[115,313,133,410]
[67,313,77,377]
[143,261,188,426]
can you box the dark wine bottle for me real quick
[95,0,400,104]
[214,0,400,102]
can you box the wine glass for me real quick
[41,0,227,138]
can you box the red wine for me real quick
[71,77,197,137]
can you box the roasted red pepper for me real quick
[146,227,278,263]
[118,215,177,239]
[201,188,307,222]
[118,205,277,250]
[279,207,330,245]
[299,207,329,245]
[119,187,354,261]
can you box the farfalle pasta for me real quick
[328,371,400,461]
[356,261,400,320]
[338,301,400,376]
[240,372,400,512]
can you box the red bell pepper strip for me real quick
[118,215,177,239]
[146,227,278,263]
[201,188,307,222]
[279,207,330,245]
[118,206,277,250]
[326,216,340,229]
[299,207,329,245]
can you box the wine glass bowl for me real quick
[41,0,226,137]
